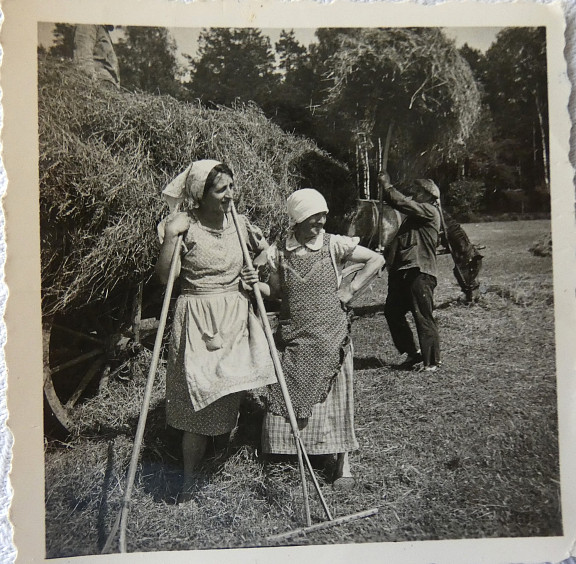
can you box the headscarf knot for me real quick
[162,159,222,212]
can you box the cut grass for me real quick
[44,219,560,556]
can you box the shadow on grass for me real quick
[354,356,387,370]
[436,296,478,310]
[137,399,272,505]
[354,355,422,372]
[97,440,116,552]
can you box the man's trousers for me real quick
[384,268,440,367]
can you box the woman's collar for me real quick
[286,230,325,251]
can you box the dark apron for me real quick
[267,235,350,418]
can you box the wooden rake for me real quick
[102,233,184,554]
[230,202,378,541]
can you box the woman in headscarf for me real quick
[256,189,385,488]
[156,160,275,500]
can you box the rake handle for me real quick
[230,205,301,437]
[377,121,394,251]
[112,233,183,554]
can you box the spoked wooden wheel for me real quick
[43,284,162,434]
[42,283,163,434]
[43,316,110,433]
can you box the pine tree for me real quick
[115,26,186,98]
[49,23,76,59]
[483,27,549,192]
[187,28,278,107]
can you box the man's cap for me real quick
[415,179,441,199]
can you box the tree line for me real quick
[43,24,549,220]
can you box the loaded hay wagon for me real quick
[317,28,485,300]
[39,57,355,434]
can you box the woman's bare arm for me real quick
[155,212,190,284]
[338,245,385,304]
[256,268,281,299]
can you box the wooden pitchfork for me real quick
[230,202,378,540]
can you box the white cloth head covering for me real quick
[162,159,222,212]
[286,188,329,226]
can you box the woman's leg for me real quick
[333,452,355,490]
[334,452,352,477]
[182,431,208,494]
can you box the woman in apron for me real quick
[257,189,384,488]
[156,160,275,500]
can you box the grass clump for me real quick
[529,233,552,257]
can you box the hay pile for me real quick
[529,233,552,257]
[39,57,352,317]
[323,28,481,177]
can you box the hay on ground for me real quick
[529,233,552,257]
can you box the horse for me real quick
[345,199,483,302]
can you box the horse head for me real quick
[444,214,483,302]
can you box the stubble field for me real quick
[44,219,561,557]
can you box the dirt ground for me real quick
[44,219,561,557]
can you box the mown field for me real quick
[44,219,561,557]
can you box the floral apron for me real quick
[267,234,350,419]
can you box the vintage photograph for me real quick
[35,19,564,558]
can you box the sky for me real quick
[168,27,319,62]
[167,27,502,66]
[444,27,502,51]
[38,23,502,66]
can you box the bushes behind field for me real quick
[39,57,354,317]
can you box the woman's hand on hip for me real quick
[337,285,354,306]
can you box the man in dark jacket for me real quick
[378,173,441,372]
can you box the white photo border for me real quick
[2,1,575,562]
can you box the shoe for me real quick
[332,476,356,491]
[398,352,423,369]
[415,364,439,373]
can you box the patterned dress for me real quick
[165,212,276,435]
[262,233,360,455]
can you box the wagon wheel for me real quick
[42,322,106,432]
[43,316,108,433]
[43,284,162,434]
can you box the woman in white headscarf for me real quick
[257,189,385,488]
[156,160,275,500]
